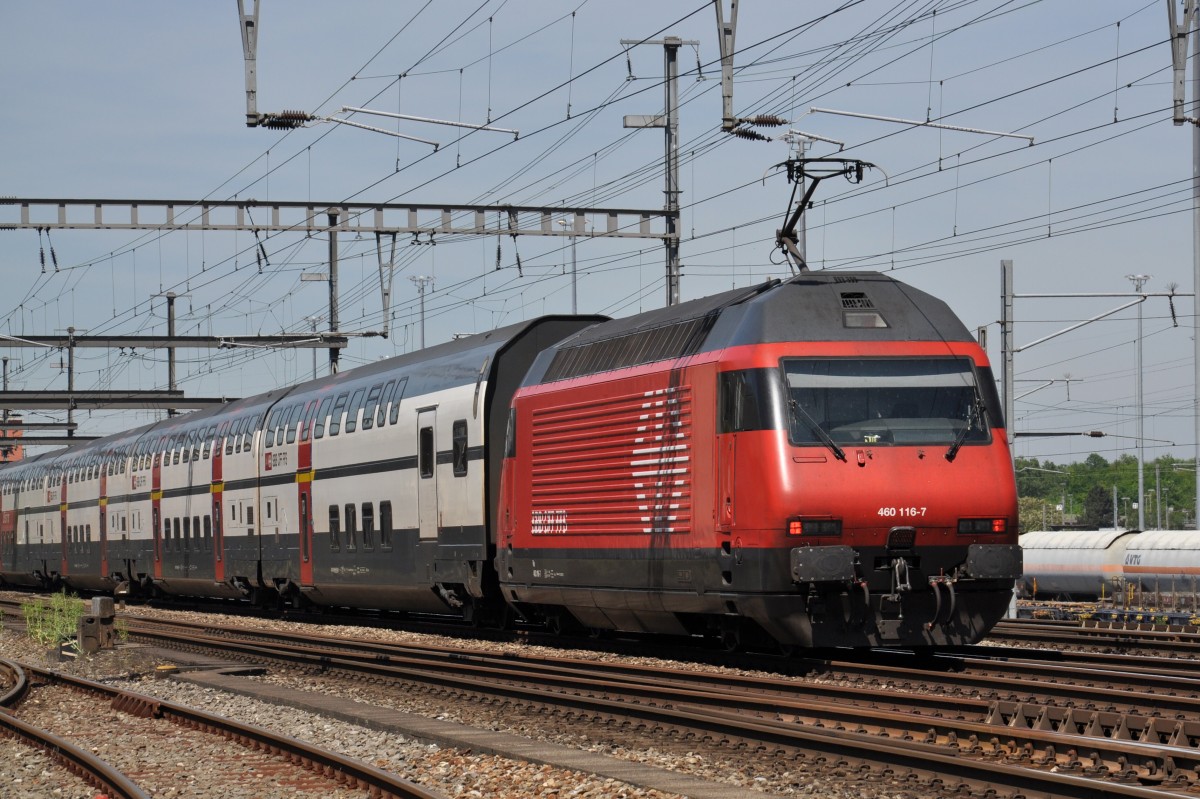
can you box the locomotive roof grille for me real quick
[543,316,708,382]
[839,292,875,309]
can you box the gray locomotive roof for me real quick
[712,271,974,347]
[522,271,975,386]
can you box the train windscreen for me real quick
[782,357,991,447]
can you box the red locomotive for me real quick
[498,272,1020,647]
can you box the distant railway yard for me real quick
[0,591,1198,798]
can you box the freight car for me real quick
[0,272,1020,648]
[1017,529,1136,600]
[1020,529,1200,602]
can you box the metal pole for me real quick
[328,210,340,375]
[1129,273,1149,530]
[311,317,318,381]
[166,293,177,417]
[797,138,809,264]
[409,276,434,349]
[570,233,578,314]
[66,326,75,437]
[1193,5,1200,530]
[664,37,681,307]
[1157,462,1163,529]
[1001,261,1014,449]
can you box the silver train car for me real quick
[1020,529,1200,600]
[1018,529,1135,599]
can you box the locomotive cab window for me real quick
[783,357,992,448]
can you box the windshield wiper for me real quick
[789,399,846,462]
[945,392,986,462]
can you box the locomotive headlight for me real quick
[958,518,1006,534]
[789,517,842,536]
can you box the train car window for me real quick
[173,518,181,551]
[229,502,237,522]
[452,420,468,476]
[419,427,434,479]
[329,393,349,437]
[86,524,91,542]
[265,408,281,445]
[345,388,366,434]
[300,402,318,442]
[121,515,127,532]
[328,505,340,549]
[247,506,254,525]
[241,428,253,452]
[389,377,408,425]
[362,385,382,431]
[183,517,191,550]
[361,502,374,550]
[379,501,393,550]
[344,503,357,551]
[193,516,200,547]
[203,516,212,551]
[182,445,190,464]
[280,405,297,441]
[172,449,180,465]
[314,397,333,439]
[376,380,395,427]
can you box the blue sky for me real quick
[0,1,1194,467]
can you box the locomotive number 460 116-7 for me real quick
[877,507,927,518]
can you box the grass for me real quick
[20,591,87,654]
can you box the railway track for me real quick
[105,613,1194,797]
[991,618,1200,655]
[0,658,150,799]
[0,655,444,799]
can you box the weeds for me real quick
[21,591,86,653]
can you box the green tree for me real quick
[1018,495,1050,534]
[1081,484,1114,528]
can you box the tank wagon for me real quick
[1017,529,1136,600]
[0,272,1020,648]
[1021,530,1200,601]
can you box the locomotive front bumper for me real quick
[964,543,1022,580]
[790,543,1023,584]
[790,545,857,583]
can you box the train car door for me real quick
[58,475,68,578]
[297,402,315,586]
[99,469,109,581]
[212,436,225,582]
[417,409,439,540]
[151,453,163,579]
[717,437,735,532]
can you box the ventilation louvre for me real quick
[543,317,709,382]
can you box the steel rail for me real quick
[125,619,1188,797]
[21,661,445,799]
[0,660,149,799]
